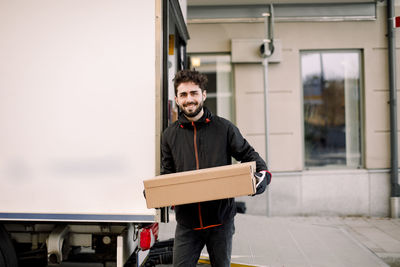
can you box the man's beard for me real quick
[181,101,204,118]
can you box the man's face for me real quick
[175,82,207,119]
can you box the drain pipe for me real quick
[260,4,274,217]
[387,0,400,218]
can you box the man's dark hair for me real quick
[173,69,208,96]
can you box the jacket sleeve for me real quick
[228,122,268,172]
[160,131,176,175]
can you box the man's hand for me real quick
[253,170,271,195]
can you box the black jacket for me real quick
[161,107,267,229]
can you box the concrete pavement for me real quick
[158,214,400,266]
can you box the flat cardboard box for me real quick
[143,162,256,209]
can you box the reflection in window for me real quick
[301,51,362,168]
[189,54,233,122]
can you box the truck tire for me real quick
[0,225,18,267]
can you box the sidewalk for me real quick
[286,216,400,267]
[158,214,400,267]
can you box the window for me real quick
[301,51,362,168]
[189,54,234,121]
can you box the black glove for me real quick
[253,170,271,195]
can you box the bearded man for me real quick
[160,69,271,267]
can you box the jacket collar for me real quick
[178,106,213,127]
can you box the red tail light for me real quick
[139,223,159,251]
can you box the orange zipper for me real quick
[192,121,203,229]
[192,121,199,170]
[191,121,220,230]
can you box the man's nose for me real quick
[186,94,195,102]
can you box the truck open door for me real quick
[0,0,189,266]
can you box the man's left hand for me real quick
[253,170,271,195]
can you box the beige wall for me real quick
[187,5,400,171]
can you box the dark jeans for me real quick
[173,218,235,267]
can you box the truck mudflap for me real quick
[0,225,18,267]
[139,238,174,267]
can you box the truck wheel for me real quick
[0,225,18,267]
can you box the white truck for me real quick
[0,0,189,266]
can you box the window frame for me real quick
[188,52,235,123]
[300,49,364,170]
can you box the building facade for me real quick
[183,0,400,217]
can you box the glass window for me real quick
[301,51,362,168]
[189,54,234,122]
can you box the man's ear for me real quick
[203,90,207,101]
[175,96,179,106]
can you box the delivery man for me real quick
[161,69,271,267]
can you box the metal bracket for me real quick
[117,224,137,267]
[47,225,69,265]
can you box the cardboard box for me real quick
[143,162,256,209]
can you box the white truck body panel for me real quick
[0,0,157,221]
